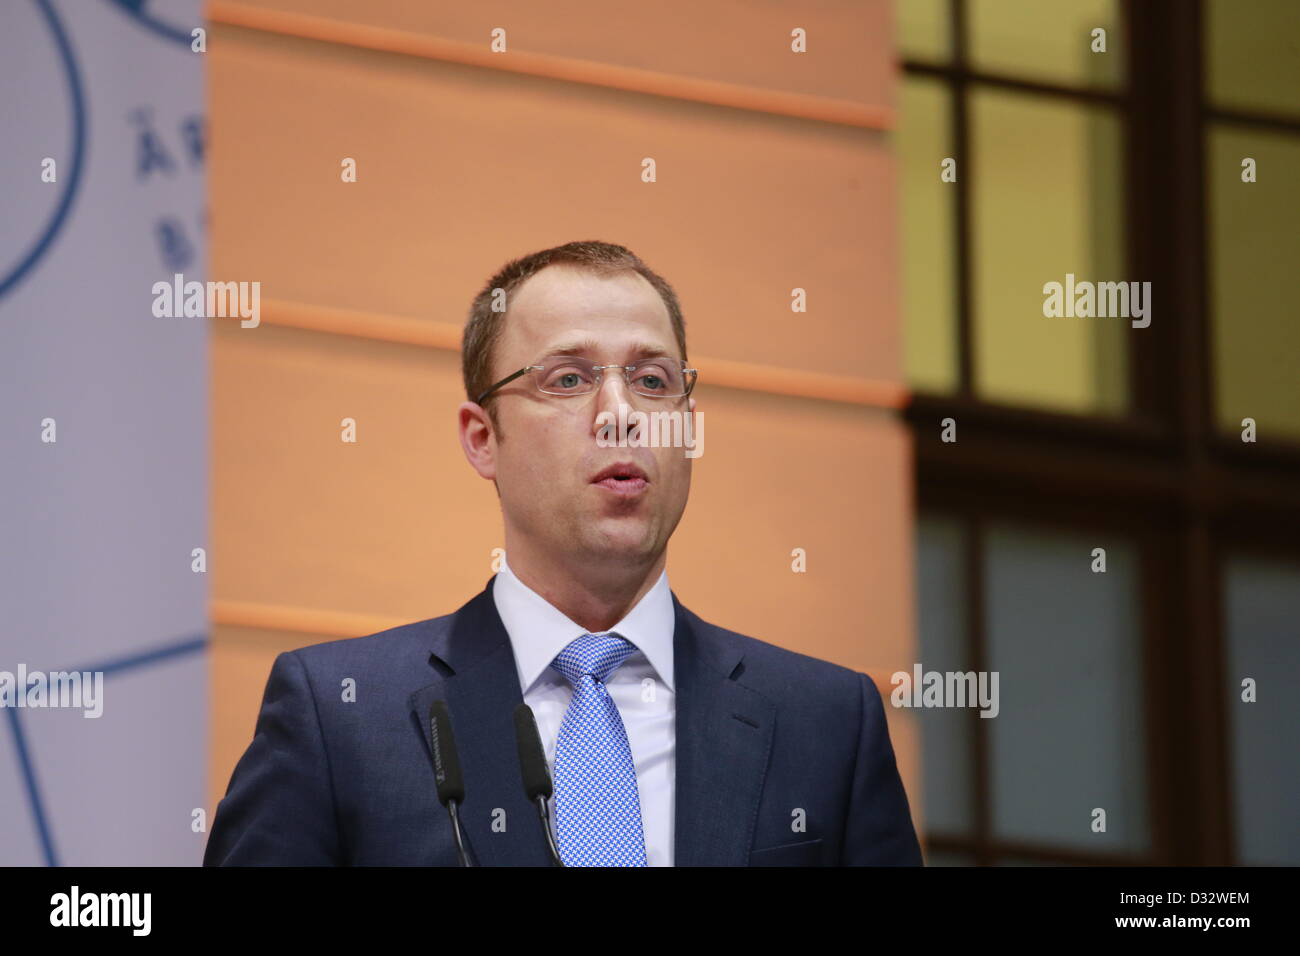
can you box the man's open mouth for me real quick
[591,463,649,495]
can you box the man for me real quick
[204,240,922,867]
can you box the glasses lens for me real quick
[537,357,598,394]
[629,359,685,396]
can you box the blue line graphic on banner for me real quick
[103,0,199,47]
[3,634,208,867]
[0,0,88,302]
[5,708,60,867]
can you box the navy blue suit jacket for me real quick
[204,576,923,866]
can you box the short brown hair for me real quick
[462,241,688,433]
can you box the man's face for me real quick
[461,264,695,573]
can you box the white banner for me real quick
[0,0,208,865]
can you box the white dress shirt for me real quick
[491,552,676,866]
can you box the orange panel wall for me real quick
[207,0,921,839]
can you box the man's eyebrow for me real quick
[542,341,674,360]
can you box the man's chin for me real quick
[581,526,658,564]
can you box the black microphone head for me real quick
[513,703,552,800]
[428,699,466,805]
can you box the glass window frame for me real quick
[901,0,1300,866]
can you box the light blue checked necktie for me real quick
[549,632,648,867]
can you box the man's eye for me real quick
[634,364,675,390]
[547,367,591,389]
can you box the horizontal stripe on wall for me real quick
[210,597,903,697]
[252,298,908,410]
[208,0,894,131]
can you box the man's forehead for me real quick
[504,266,674,348]
[510,264,663,316]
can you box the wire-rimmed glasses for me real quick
[475,355,697,405]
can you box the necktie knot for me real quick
[551,632,637,686]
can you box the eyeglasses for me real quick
[475,355,697,405]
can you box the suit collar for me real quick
[423,574,510,677]
[409,577,774,866]
[491,557,677,694]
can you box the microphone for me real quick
[427,699,476,866]
[513,703,565,867]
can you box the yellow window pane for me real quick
[968,0,1121,89]
[1209,126,1300,441]
[970,89,1127,414]
[900,76,959,394]
[1206,0,1300,117]
[897,0,952,62]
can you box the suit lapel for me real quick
[671,595,775,866]
[408,576,552,866]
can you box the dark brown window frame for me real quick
[901,0,1300,866]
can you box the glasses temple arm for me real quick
[474,366,531,405]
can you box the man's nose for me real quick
[595,366,634,408]
[592,368,635,421]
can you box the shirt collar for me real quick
[491,552,676,695]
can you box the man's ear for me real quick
[458,401,498,481]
